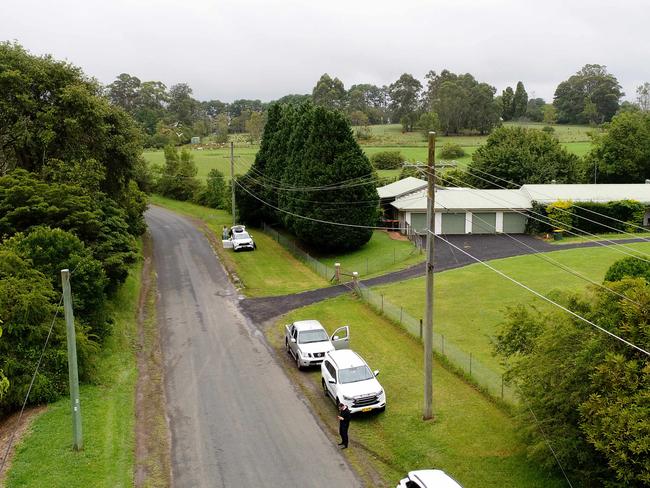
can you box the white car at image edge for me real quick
[321,349,386,414]
[397,470,463,488]
[230,225,256,252]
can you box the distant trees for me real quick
[312,73,347,110]
[500,82,528,121]
[237,103,378,252]
[425,71,500,135]
[525,98,546,122]
[388,73,423,132]
[553,64,623,124]
[469,126,579,187]
[585,111,650,183]
[636,82,650,112]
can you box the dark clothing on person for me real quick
[338,406,351,447]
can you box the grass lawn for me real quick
[6,245,144,488]
[149,195,328,297]
[268,296,564,488]
[316,230,424,278]
[373,243,650,373]
[143,146,257,181]
[551,231,650,245]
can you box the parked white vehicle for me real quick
[285,320,349,369]
[230,225,256,252]
[397,470,462,488]
[321,349,386,414]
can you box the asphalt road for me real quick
[146,206,361,488]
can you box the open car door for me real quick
[331,325,350,350]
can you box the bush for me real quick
[541,125,555,134]
[572,200,646,234]
[370,151,403,170]
[438,143,465,160]
[546,200,573,231]
[355,126,373,140]
[604,257,650,282]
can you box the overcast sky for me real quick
[2,0,649,103]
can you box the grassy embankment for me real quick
[5,244,145,488]
[550,231,650,245]
[268,295,565,488]
[150,195,422,291]
[373,242,650,373]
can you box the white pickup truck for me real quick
[285,320,349,369]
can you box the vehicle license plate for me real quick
[362,407,372,412]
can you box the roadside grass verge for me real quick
[5,243,144,488]
[372,243,650,373]
[316,230,424,277]
[267,295,564,488]
[149,195,328,296]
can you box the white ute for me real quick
[284,320,349,369]
[321,349,386,414]
[397,470,463,488]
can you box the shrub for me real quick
[572,200,646,234]
[546,200,573,231]
[542,125,555,134]
[604,257,650,282]
[355,126,373,140]
[438,143,465,160]
[370,151,403,170]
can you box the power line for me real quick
[430,231,649,357]
[432,174,642,307]
[469,166,650,236]
[0,294,64,475]
[430,169,650,264]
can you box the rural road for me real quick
[145,206,361,488]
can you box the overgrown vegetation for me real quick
[495,265,649,486]
[370,150,403,169]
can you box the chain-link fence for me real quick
[261,222,516,404]
[355,282,517,405]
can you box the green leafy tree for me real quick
[495,279,650,485]
[604,256,650,282]
[0,43,143,199]
[388,73,422,131]
[585,111,650,183]
[512,81,528,119]
[469,126,579,187]
[197,168,226,209]
[525,98,546,122]
[542,104,558,124]
[417,112,439,136]
[0,321,8,400]
[312,74,346,110]
[156,146,201,201]
[106,73,142,113]
[501,86,515,121]
[245,111,265,142]
[637,82,650,111]
[553,64,623,124]
[349,110,369,127]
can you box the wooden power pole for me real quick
[230,141,236,226]
[423,132,436,420]
[61,269,83,450]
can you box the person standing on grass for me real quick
[337,402,350,449]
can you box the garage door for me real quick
[441,213,466,234]
[472,212,496,234]
[502,213,527,234]
[410,213,427,233]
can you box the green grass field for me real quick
[552,231,650,245]
[142,122,594,185]
[149,195,328,296]
[372,243,650,373]
[268,296,564,488]
[6,245,143,487]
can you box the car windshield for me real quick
[338,365,374,384]
[299,329,329,344]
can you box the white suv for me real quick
[321,349,386,414]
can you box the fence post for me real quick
[335,263,341,283]
[381,294,384,312]
[469,353,473,377]
[276,230,280,242]
[399,307,403,324]
[419,318,423,340]
[352,271,359,290]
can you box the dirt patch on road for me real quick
[0,406,47,486]
[134,232,172,487]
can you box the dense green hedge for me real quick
[526,200,647,235]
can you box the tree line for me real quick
[0,42,147,412]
